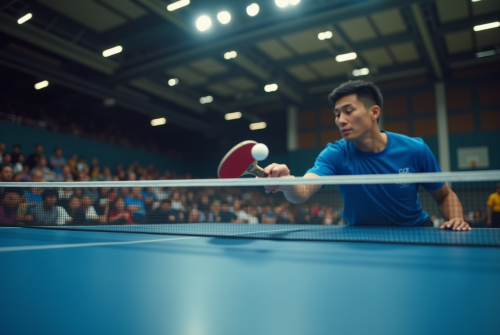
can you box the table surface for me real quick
[1,226,500,335]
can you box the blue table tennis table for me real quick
[1,224,500,335]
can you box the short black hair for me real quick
[328,80,383,112]
[161,199,172,205]
[0,187,23,200]
[42,188,58,200]
[13,144,21,149]
[0,164,12,172]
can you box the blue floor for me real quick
[1,227,500,335]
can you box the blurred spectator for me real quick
[188,203,201,223]
[32,156,57,182]
[90,166,103,181]
[81,195,107,224]
[102,166,113,181]
[109,197,133,224]
[232,199,249,223]
[219,202,237,223]
[2,153,13,169]
[60,165,73,181]
[26,144,44,169]
[0,142,5,164]
[12,154,24,175]
[10,144,21,164]
[0,188,22,225]
[66,196,86,225]
[127,172,137,181]
[151,199,179,224]
[463,213,473,225]
[248,206,259,224]
[90,158,99,171]
[142,187,156,210]
[487,183,500,228]
[31,188,71,225]
[13,164,30,182]
[68,154,78,175]
[473,209,486,227]
[31,169,46,182]
[125,187,146,224]
[261,205,276,224]
[49,148,66,172]
[0,164,13,182]
[77,156,88,172]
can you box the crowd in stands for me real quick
[1,142,496,228]
[0,142,344,226]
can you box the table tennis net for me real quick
[1,171,499,246]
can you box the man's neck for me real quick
[354,126,387,153]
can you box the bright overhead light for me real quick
[471,0,482,2]
[336,52,357,62]
[225,112,242,120]
[250,122,267,130]
[275,0,289,8]
[196,15,212,32]
[217,11,231,24]
[102,46,122,57]
[318,31,333,40]
[168,78,179,86]
[473,22,500,32]
[246,3,260,17]
[200,96,213,104]
[167,0,190,11]
[264,84,278,92]
[224,51,237,59]
[17,13,32,25]
[476,50,496,58]
[151,117,167,126]
[34,80,49,90]
[353,68,370,76]
[290,0,301,5]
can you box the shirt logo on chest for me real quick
[398,167,411,188]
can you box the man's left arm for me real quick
[428,184,471,231]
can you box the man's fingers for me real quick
[441,219,472,231]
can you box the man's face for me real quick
[82,196,92,207]
[62,165,70,175]
[32,171,43,182]
[334,94,376,141]
[44,195,57,207]
[35,145,43,154]
[221,204,229,212]
[131,187,142,198]
[55,149,62,158]
[1,166,13,181]
[13,146,20,154]
[0,143,5,152]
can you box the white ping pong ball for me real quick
[251,143,269,161]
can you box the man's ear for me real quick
[370,105,381,121]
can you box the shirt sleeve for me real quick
[419,143,445,190]
[86,206,99,219]
[306,143,342,176]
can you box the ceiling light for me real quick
[246,3,260,16]
[336,52,357,62]
[224,51,237,59]
[471,0,481,2]
[17,13,32,25]
[34,80,49,90]
[200,96,213,104]
[290,0,301,5]
[264,84,278,92]
[476,50,496,58]
[217,11,231,24]
[473,22,499,32]
[168,78,179,86]
[250,122,267,130]
[151,118,167,126]
[196,15,212,32]
[225,112,242,120]
[102,46,123,57]
[275,0,289,8]
[167,0,190,11]
[352,68,369,76]
[318,31,332,40]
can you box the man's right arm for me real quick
[263,164,322,204]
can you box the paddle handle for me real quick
[243,161,267,177]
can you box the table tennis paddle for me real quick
[218,140,267,179]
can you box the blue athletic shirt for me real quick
[307,131,445,227]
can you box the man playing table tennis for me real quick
[263,80,470,231]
